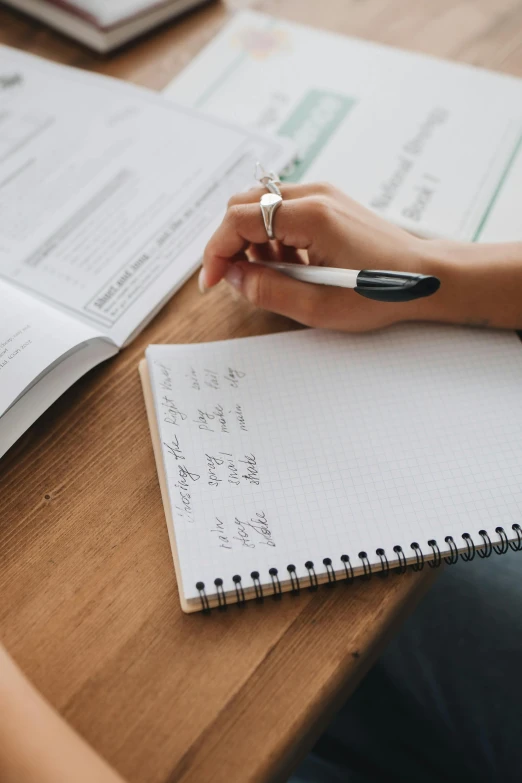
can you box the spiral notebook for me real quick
[139,325,522,613]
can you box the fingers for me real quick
[203,195,332,286]
[247,242,279,263]
[248,241,305,265]
[222,261,407,333]
[223,261,345,328]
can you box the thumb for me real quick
[224,261,333,327]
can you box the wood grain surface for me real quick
[1,0,521,781]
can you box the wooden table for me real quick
[2,0,520,780]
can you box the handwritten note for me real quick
[146,326,522,606]
[148,348,272,575]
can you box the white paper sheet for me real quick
[0,278,102,418]
[68,0,182,26]
[0,336,116,457]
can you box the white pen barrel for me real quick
[257,262,359,289]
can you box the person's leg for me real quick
[290,549,522,783]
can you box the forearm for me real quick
[0,644,125,783]
[415,241,522,329]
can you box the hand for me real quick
[200,182,443,331]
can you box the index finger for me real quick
[202,196,328,287]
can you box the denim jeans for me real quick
[289,550,522,783]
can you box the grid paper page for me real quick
[146,325,522,605]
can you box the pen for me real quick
[252,261,440,302]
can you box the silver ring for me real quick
[260,192,282,240]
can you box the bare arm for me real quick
[0,643,125,783]
[420,239,522,330]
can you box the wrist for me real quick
[413,239,471,325]
[404,238,522,329]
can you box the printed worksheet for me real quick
[0,45,292,347]
[165,11,522,242]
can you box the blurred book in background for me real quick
[0,0,212,51]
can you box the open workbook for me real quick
[140,326,522,613]
[0,46,291,457]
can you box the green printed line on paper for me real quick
[278,90,356,182]
[473,130,522,242]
